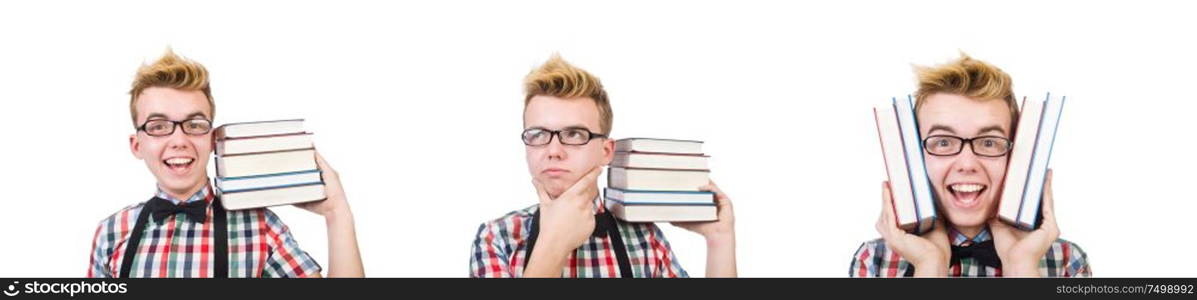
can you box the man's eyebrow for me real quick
[561,125,594,131]
[144,113,169,120]
[143,112,208,121]
[928,124,955,134]
[525,125,593,131]
[185,112,209,120]
[977,125,1007,135]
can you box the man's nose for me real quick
[164,126,192,149]
[544,135,567,159]
[952,144,982,174]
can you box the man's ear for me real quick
[601,138,615,166]
[129,134,143,160]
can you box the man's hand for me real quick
[671,180,737,277]
[989,169,1060,277]
[876,181,950,277]
[295,151,364,277]
[522,166,603,277]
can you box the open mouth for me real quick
[947,183,987,208]
[162,157,195,173]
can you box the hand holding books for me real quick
[214,119,326,210]
[670,180,736,242]
[524,167,603,277]
[294,151,350,218]
[606,138,718,222]
[875,181,951,277]
[989,170,1061,277]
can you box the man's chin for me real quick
[158,177,206,193]
[944,212,989,228]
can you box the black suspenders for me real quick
[522,210,634,278]
[119,196,228,278]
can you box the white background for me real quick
[1,0,1194,277]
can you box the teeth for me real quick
[950,184,984,193]
[165,158,193,165]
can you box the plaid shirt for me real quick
[88,183,322,278]
[849,227,1091,277]
[470,197,688,278]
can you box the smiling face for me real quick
[129,87,214,199]
[918,93,1014,230]
[523,95,614,199]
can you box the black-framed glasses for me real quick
[521,127,607,146]
[137,119,213,137]
[922,135,1012,157]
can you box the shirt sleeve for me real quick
[261,209,322,278]
[849,241,878,277]
[470,221,516,278]
[1055,239,1092,277]
[88,217,115,278]
[646,225,688,278]
[850,239,909,278]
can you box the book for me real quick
[893,95,938,234]
[221,184,327,211]
[873,96,937,234]
[216,169,323,193]
[606,137,718,223]
[214,119,326,210]
[213,119,306,139]
[614,138,704,155]
[604,187,714,205]
[215,148,318,178]
[610,151,709,170]
[215,132,314,156]
[605,199,717,222]
[999,93,1065,230]
[607,167,710,192]
[604,187,716,222]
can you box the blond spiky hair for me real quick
[128,49,213,127]
[914,53,1018,125]
[523,54,613,134]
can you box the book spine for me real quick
[218,118,305,127]
[895,95,937,234]
[220,181,324,194]
[215,132,312,141]
[874,104,917,233]
[613,151,710,157]
[219,169,322,181]
[1019,93,1065,230]
[215,147,316,158]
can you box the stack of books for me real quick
[873,95,938,234]
[605,138,716,222]
[214,119,326,210]
[999,93,1066,230]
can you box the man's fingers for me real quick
[927,218,949,244]
[699,180,731,208]
[880,181,896,227]
[1040,169,1057,224]
[878,181,907,240]
[563,166,604,198]
[988,218,1020,243]
[532,179,552,205]
[313,151,339,181]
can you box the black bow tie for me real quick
[146,197,209,224]
[592,211,615,237]
[950,240,1002,269]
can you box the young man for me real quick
[88,50,365,278]
[470,55,737,278]
[850,55,1091,277]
